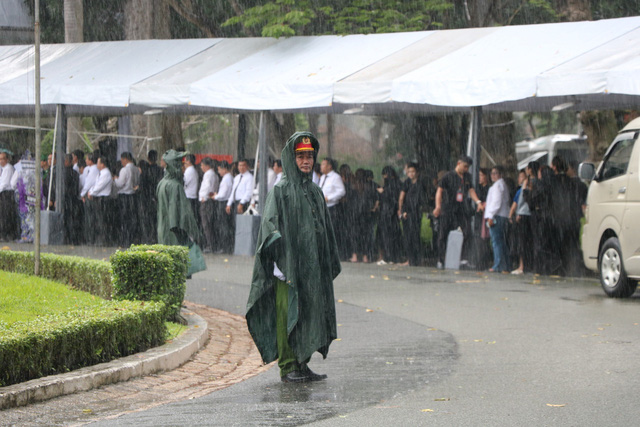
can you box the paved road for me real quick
[105,254,640,426]
[3,244,640,426]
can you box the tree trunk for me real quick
[556,0,592,21]
[64,0,84,153]
[124,0,177,156]
[579,111,618,161]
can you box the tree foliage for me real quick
[223,0,454,37]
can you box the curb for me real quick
[0,309,209,410]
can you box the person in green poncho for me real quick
[157,150,205,275]
[247,131,341,383]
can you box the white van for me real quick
[579,117,640,297]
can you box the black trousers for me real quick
[93,197,118,246]
[215,201,234,253]
[118,193,139,247]
[0,190,18,241]
[379,212,403,263]
[200,199,216,251]
[403,212,423,266]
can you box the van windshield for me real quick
[598,135,636,181]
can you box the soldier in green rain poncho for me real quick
[157,150,205,275]
[247,132,341,383]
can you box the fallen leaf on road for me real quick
[501,297,509,301]
[421,409,434,412]
[434,398,450,401]
[427,328,438,331]
[337,299,344,303]
[370,275,376,279]
[382,275,389,280]
[335,338,342,341]
[474,339,483,342]
[456,280,482,283]
[546,403,566,407]
[223,259,228,263]
[82,409,93,413]
[366,309,374,312]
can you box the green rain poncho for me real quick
[156,150,204,274]
[246,132,341,365]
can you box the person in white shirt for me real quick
[0,151,18,241]
[114,152,139,246]
[319,157,346,223]
[88,156,115,246]
[226,159,253,215]
[183,154,200,229]
[484,165,511,273]
[81,153,99,244]
[213,160,234,253]
[198,157,220,252]
[273,159,283,187]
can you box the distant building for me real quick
[0,0,33,45]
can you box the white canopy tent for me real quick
[0,16,640,115]
[3,15,640,235]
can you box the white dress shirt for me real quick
[215,173,233,201]
[114,162,137,195]
[227,171,253,206]
[199,169,220,202]
[274,172,283,187]
[319,170,346,208]
[184,165,198,200]
[484,178,510,220]
[266,168,277,192]
[0,163,15,192]
[81,164,99,198]
[312,171,320,185]
[89,168,113,197]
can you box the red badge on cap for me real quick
[295,137,314,152]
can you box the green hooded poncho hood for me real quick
[246,131,341,364]
[156,149,200,246]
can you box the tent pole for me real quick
[257,111,268,216]
[34,0,41,274]
[55,105,66,216]
[467,106,482,233]
[467,106,482,189]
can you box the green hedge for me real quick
[0,250,111,299]
[0,300,166,387]
[111,245,189,321]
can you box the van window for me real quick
[599,135,636,181]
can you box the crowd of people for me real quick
[0,146,588,276]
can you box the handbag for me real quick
[187,242,207,275]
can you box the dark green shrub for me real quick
[110,245,189,321]
[0,250,111,299]
[0,300,166,387]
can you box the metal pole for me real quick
[467,106,482,233]
[466,106,482,190]
[34,0,41,274]
[257,112,268,216]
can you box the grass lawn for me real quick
[0,270,186,338]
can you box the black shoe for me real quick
[301,366,327,382]
[281,370,310,383]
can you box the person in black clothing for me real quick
[349,169,379,263]
[398,162,425,266]
[524,163,554,274]
[470,167,492,270]
[433,155,483,268]
[337,163,355,261]
[63,154,83,245]
[138,150,164,243]
[549,156,580,276]
[377,166,403,264]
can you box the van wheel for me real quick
[599,237,638,298]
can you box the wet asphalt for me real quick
[4,243,640,426]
